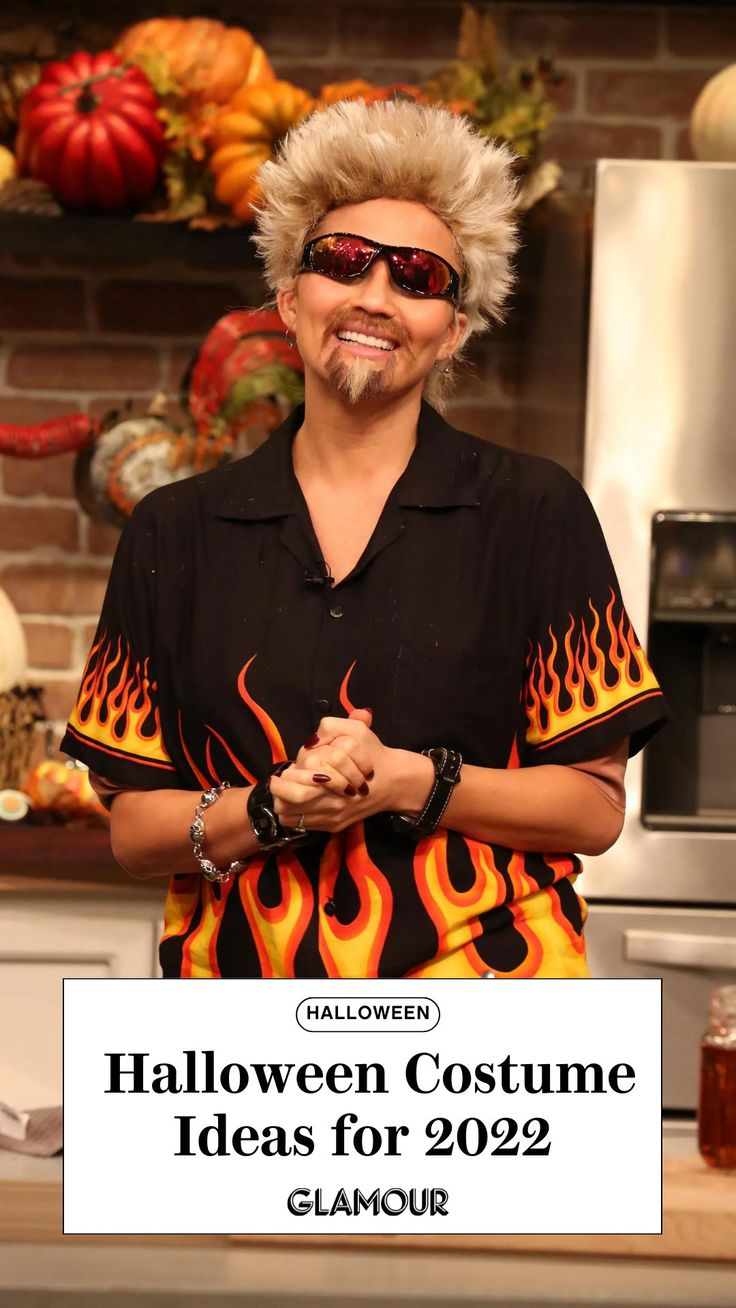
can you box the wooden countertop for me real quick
[1,1156,734,1262]
[0,824,165,895]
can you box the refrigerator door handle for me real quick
[624,929,736,971]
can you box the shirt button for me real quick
[316,698,331,713]
[324,899,337,917]
[329,605,343,619]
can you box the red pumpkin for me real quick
[16,50,165,210]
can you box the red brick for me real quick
[22,621,74,671]
[586,69,716,119]
[81,621,99,650]
[268,61,359,95]
[85,520,122,557]
[87,396,156,423]
[86,397,154,428]
[542,119,663,165]
[0,396,80,426]
[87,396,192,439]
[667,12,736,59]
[0,399,86,497]
[247,1,338,55]
[545,69,577,115]
[675,126,696,162]
[0,503,79,552]
[337,4,460,59]
[0,564,109,616]
[165,345,199,391]
[506,7,659,59]
[39,676,81,723]
[1,451,77,500]
[0,277,86,331]
[7,345,160,392]
[95,280,245,336]
[275,58,434,94]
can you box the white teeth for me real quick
[336,331,396,351]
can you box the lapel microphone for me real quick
[304,560,334,588]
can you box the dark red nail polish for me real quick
[344,784,356,797]
[358,782,370,796]
[313,773,331,783]
[304,732,320,747]
[366,769,375,780]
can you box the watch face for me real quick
[252,808,278,843]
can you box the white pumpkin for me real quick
[690,64,736,162]
[0,586,28,693]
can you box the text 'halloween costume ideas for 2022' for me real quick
[61,402,671,979]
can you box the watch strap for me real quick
[247,761,307,851]
[391,746,463,838]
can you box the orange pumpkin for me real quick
[209,82,315,220]
[317,81,425,109]
[316,80,383,107]
[115,17,275,105]
[24,757,107,821]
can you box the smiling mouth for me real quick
[334,329,399,354]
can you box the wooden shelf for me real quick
[0,822,163,893]
[0,191,594,270]
[0,212,255,267]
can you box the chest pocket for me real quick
[388,637,521,765]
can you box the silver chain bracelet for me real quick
[189,781,246,885]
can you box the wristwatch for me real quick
[390,746,463,838]
[247,761,309,852]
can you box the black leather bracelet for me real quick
[247,761,308,851]
[390,747,463,839]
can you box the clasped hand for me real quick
[269,708,397,834]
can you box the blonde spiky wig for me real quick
[250,98,520,410]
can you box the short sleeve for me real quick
[522,467,671,766]
[60,504,181,789]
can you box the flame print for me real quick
[239,851,314,977]
[176,656,282,790]
[319,825,393,977]
[152,651,594,979]
[160,875,202,975]
[238,654,288,764]
[67,630,173,770]
[181,877,235,979]
[339,660,357,714]
[409,834,549,978]
[525,589,661,751]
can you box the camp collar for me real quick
[213,400,483,522]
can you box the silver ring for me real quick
[296,813,306,832]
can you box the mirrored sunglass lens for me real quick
[392,249,452,296]
[311,236,373,278]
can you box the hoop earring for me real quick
[285,328,297,347]
[434,356,453,375]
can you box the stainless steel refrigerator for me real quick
[579,159,736,1112]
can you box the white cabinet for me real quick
[0,895,163,1109]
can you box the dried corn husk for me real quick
[0,686,44,790]
[0,586,27,694]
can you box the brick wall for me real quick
[0,1,733,744]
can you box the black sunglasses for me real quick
[299,232,461,303]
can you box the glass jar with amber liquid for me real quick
[698,985,736,1171]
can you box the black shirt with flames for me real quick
[61,401,671,980]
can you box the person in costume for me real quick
[61,99,671,979]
